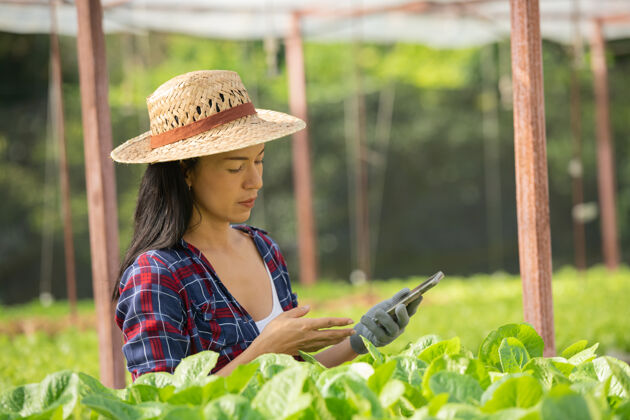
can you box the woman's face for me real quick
[186,144,265,225]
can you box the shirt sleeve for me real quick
[115,253,190,380]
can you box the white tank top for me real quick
[254,263,284,332]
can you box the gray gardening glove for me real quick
[349,288,423,354]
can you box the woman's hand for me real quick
[253,305,356,355]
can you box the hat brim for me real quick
[110,109,305,164]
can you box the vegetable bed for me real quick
[1,323,628,419]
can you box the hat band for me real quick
[150,102,257,149]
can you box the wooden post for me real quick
[75,0,126,388]
[509,0,555,356]
[285,12,318,286]
[590,19,620,271]
[49,0,77,321]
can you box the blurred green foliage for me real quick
[0,31,629,303]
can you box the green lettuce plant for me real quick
[1,322,628,419]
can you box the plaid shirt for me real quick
[115,224,299,380]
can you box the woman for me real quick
[112,70,422,380]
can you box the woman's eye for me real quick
[228,160,263,173]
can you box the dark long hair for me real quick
[112,158,199,300]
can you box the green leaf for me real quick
[568,344,600,366]
[24,405,65,420]
[0,371,80,419]
[77,372,116,398]
[540,384,592,420]
[0,385,37,415]
[613,398,630,419]
[421,354,470,399]
[316,365,382,418]
[570,361,599,383]
[479,324,544,371]
[298,350,326,370]
[481,374,543,412]
[132,372,174,388]
[483,408,541,420]
[400,381,427,409]
[165,385,204,405]
[157,386,176,402]
[127,384,161,404]
[592,356,630,398]
[401,334,442,357]
[367,360,397,394]
[523,358,571,390]
[418,337,461,364]
[465,359,491,390]
[200,375,228,403]
[39,370,81,418]
[435,402,483,419]
[498,338,531,373]
[81,394,162,420]
[346,362,375,380]
[366,361,406,409]
[427,393,449,416]
[161,406,205,420]
[547,358,575,377]
[224,363,256,394]
[252,365,326,419]
[203,394,263,420]
[389,355,427,387]
[251,353,301,380]
[561,340,588,359]
[379,379,406,408]
[172,351,219,387]
[361,336,385,366]
[429,371,483,404]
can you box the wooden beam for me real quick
[590,19,620,271]
[285,12,318,286]
[509,0,555,356]
[75,0,125,388]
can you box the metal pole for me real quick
[569,0,586,272]
[285,12,318,286]
[481,44,504,272]
[351,37,371,283]
[590,19,620,271]
[49,0,77,321]
[75,0,126,388]
[570,61,587,272]
[509,0,555,356]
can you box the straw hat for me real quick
[110,70,305,163]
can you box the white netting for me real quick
[0,0,629,47]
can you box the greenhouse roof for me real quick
[1,0,629,48]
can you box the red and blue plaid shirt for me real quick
[115,224,299,380]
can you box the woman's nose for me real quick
[244,163,263,189]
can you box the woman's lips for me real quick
[239,199,256,208]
